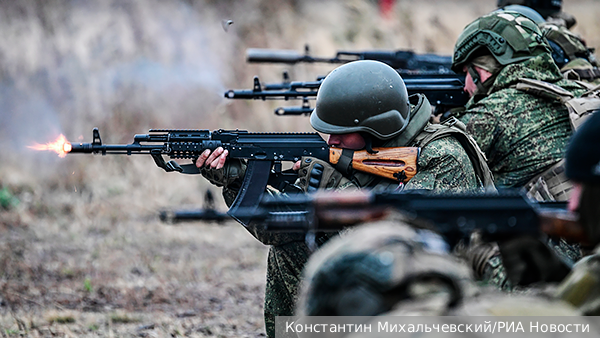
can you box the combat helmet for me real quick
[495,4,545,24]
[310,60,410,140]
[452,11,551,74]
[297,221,473,316]
[497,0,562,19]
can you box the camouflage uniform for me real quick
[455,52,584,188]
[449,11,588,292]
[451,11,586,188]
[207,60,487,338]
[259,93,483,338]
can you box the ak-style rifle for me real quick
[246,46,453,73]
[160,190,586,248]
[225,73,469,116]
[63,128,419,226]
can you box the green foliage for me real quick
[48,316,75,324]
[109,313,138,324]
[88,324,99,331]
[83,278,93,293]
[0,187,19,209]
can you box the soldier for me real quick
[296,217,582,321]
[448,10,592,291]
[497,0,575,28]
[450,10,586,195]
[496,1,600,85]
[555,112,600,314]
[197,60,492,337]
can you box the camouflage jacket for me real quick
[456,53,586,188]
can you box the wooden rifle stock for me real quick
[329,147,419,183]
[538,209,589,245]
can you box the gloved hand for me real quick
[453,231,500,280]
[294,157,355,193]
[499,236,571,286]
[200,159,246,188]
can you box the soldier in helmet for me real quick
[497,0,574,28]
[197,60,493,337]
[496,1,600,85]
[554,112,600,315]
[448,10,589,290]
[296,220,583,321]
[451,10,586,194]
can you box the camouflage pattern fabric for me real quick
[262,126,483,337]
[405,136,481,192]
[479,238,581,291]
[220,96,483,338]
[296,218,476,317]
[556,247,600,315]
[456,52,585,188]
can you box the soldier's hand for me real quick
[294,157,354,193]
[196,147,246,188]
[196,147,229,170]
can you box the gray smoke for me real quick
[0,0,230,160]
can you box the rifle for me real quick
[63,128,419,225]
[224,74,469,116]
[161,190,587,248]
[246,46,454,73]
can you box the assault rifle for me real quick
[161,190,586,248]
[225,74,469,116]
[64,128,419,225]
[246,46,453,73]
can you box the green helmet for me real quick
[497,0,562,18]
[495,4,545,24]
[297,222,472,316]
[452,11,550,73]
[310,60,410,140]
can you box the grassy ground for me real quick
[1,0,599,336]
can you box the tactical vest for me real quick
[514,78,600,201]
[411,117,497,193]
[540,22,600,84]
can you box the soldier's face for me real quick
[568,182,582,212]
[327,133,366,150]
[463,65,493,97]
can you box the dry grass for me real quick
[0,0,598,336]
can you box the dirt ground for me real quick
[1,0,599,337]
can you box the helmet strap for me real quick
[467,64,498,99]
[362,134,379,154]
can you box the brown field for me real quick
[0,0,598,336]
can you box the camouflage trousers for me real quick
[263,234,334,338]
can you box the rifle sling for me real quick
[335,149,354,176]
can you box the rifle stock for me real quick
[329,147,419,182]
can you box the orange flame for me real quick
[28,134,72,158]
